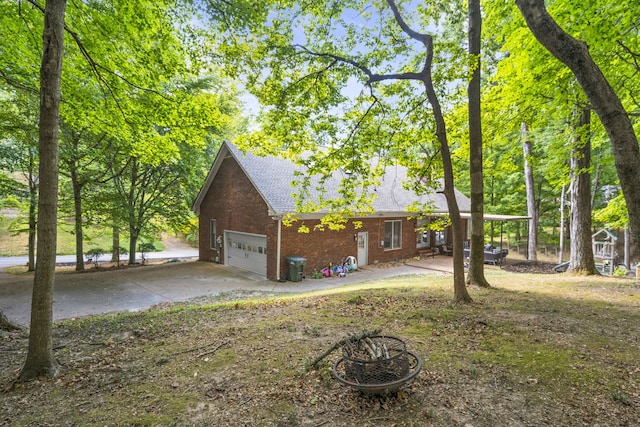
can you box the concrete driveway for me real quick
[0,258,453,327]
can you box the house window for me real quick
[416,219,430,248]
[384,220,402,250]
[435,229,447,246]
[209,219,217,249]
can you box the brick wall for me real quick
[278,217,425,277]
[198,157,273,266]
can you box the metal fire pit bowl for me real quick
[332,335,422,395]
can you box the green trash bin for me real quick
[286,256,306,282]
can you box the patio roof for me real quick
[458,213,531,222]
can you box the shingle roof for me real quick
[192,141,470,217]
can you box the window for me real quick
[384,220,402,250]
[415,219,430,248]
[209,219,217,249]
[435,229,446,246]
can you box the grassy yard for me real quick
[0,214,165,257]
[1,270,638,426]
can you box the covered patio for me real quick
[459,213,531,265]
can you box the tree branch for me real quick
[615,40,640,72]
[26,0,173,120]
[293,44,421,85]
[293,44,375,81]
[386,0,429,45]
[386,0,434,86]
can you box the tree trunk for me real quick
[568,108,597,274]
[20,0,67,381]
[522,123,537,261]
[624,228,630,269]
[71,166,85,271]
[372,0,472,302]
[127,158,138,265]
[27,158,37,272]
[423,69,471,303]
[590,161,601,210]
[466,0,490,288]
[129,226,138,265]
[111,226,120,265]
[558,184,566,264]
[516,0,640,262]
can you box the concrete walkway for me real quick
[0,256,455,327]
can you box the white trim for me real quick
[276,219,282,280]
[458,213,531,221]
[384,219,403,250]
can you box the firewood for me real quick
[363,337,378,359]
[308,329,381,369]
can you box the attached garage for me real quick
[224,231,267,276]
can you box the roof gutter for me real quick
[276,218,282,281]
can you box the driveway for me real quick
[0,257,453,327]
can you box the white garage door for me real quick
[224,231,267,276]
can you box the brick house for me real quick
[192,141,471,281]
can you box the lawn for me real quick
[1,270,638,426]
[0,213,166,257]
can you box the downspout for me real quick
[276,218,282,280]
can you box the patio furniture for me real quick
[463,246,507,265]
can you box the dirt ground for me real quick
[503,261,558,274]
[1,265,639,426]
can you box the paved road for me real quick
[0,256,453,327]
[0,249,199,269]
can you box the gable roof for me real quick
[592,228,617,241]
[192,140,470,217]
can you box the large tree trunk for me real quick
[516,0,640,260]
[20,0,67,381]
[466,0,490,288]
[522,123,537,261]
[568,108,597,274]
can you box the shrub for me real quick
[137,242,156,265]
[85,248,105,268]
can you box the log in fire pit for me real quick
[332,335,422,395]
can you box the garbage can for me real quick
[286,256,307,282]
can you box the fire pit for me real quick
[332,335,422,394]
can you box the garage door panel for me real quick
[225,231,267,276]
